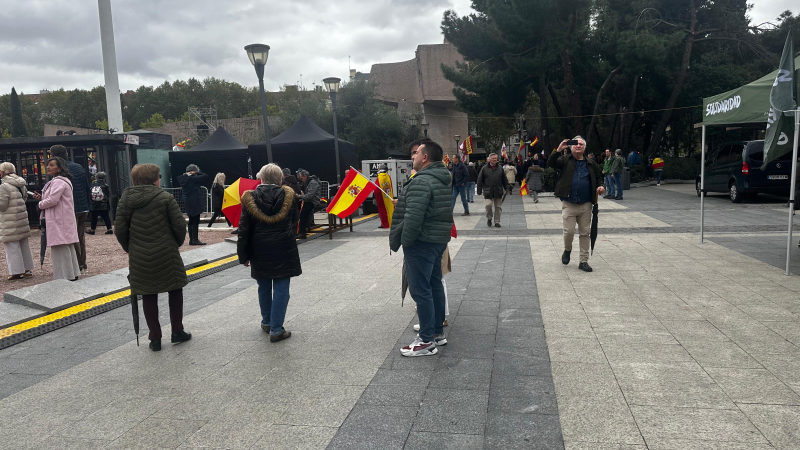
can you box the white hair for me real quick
[0,162,16,174]
[258,163,283,185]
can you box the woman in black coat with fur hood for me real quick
[237,163,301,343]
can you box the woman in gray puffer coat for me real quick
[0,162,33,280]
[525,165,545,203]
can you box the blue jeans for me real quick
[452,185,469,212]
[655,170,663,184]
[403,241,446,342]
[466,182,476,202]
[256,277,291,335]
[613,173,622,198]
[604,174,615,197]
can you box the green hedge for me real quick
[660,156,700,180]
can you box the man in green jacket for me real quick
[602,149,616,199]
[610,149,625,200]
[390,139,453,357]
[548,136,606,272]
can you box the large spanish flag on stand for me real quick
[327,168,377,218]
[375,172,395,228]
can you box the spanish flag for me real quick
[518,140,525,154]
[519,179,529,196]
[464,135,474,154]
[443,153,450,165]
[530,135,539,147]
[327,168,377,218]
[375,172,395,228]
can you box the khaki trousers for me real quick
[484,198,502,222]
[562,201,592,263]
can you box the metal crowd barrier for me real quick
[162,187,210,216]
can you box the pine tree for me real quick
[10,87,27,137]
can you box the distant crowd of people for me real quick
[0,135,670,356]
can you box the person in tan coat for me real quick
[0,162,33,280]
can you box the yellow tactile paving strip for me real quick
[0,214,378,342]
[0,255,240,341]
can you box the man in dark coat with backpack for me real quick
[87,172,112,235]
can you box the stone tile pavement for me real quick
[1,185,800,449]
[533,233,800,449]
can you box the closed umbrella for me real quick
[130,294,140,346]
[590,191,599,255]
[126,275,140,346]
[222,178,261,227]
[39,222,47,266]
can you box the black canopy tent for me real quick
[249,115,358,187]
[169,126,249,188]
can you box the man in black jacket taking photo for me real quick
[548,136,605,272]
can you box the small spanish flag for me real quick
[375,172,395,228]
[327,168,377,218]
[464,135,474,154]
[519,140,525,154]
[530,135,539,147]
[519,179,529,196]
[443,153,450,165]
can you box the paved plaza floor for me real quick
[1,182,800,449]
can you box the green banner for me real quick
[763,29,797,169]
[702,54,800,127]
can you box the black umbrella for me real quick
[401,261,408,307]
[39,221,47,266]
[128,276,140,346]
[590,191,599,255]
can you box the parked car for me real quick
[696,140,794,203]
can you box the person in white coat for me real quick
[0,162,34,280]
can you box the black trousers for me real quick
[142,289,184,341]
[188,214,201,241]
[90,210,112,230]
[207,211,231,227]
[299,203,315,234]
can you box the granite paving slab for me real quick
[3,279,98,311]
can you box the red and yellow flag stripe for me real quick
[327,168,377,218]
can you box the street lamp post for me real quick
[245,44,273,166]
[409,116,419,139]
[454,135,460,160]
[421,121,429,137]
[323,77,342,185]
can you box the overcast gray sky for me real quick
[0,0,792,96]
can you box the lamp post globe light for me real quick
[245,43,273,166]
[421,121,429,137]
[323,77,343,185]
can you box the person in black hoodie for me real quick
[237,163,301,343]
[87,172,113,235]
[177,164,210,245]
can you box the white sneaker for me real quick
[413,324,420,331]
[400,337,437,357]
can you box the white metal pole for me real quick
[785,108,800,275]
[700,125,706,243]
[97,0,123,134]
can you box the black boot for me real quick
[149,340,161,352]
[578,262,593,272]
[171,330,192,344]
[562,250,571,265]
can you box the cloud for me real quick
[0,0,475,95]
